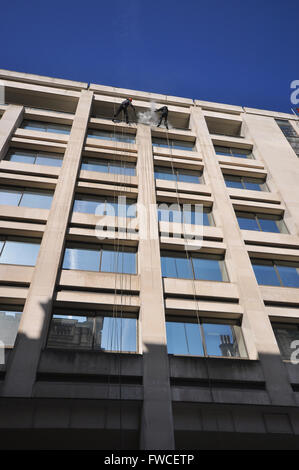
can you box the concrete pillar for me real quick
[136,124,175,449]
[243,113,299,232]
[0,104,24,159]
[190,106,295,406]
[2,90,93,397]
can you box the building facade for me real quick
[0,69,299,449]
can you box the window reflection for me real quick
[166,318,247,358]
[47,313,137,352]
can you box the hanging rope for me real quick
[163,100,214,401]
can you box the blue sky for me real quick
[1,0,298,112]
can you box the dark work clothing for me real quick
[156,106,169,129]
[113,99,136,123]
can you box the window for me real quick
[214,145,254,159]
[62,243,137,274]
[0,306,22,347]
[0,237,40,266]
[87,129,135,143]
[236,211,288,233]
[276,120,299,157]
[0,186,53,210]
[166,317,247,358]
[154,166,203,184]
[157,204,214,226]
[81,157,136,176]
[224,175,268,191]
[47,311,137,352]
[272,323,299,360]
[252,259,299,287]
[21,120,71,134]
[152,137,194,151]
[73,194,136,218]
[161,251,228,281]
[5,149,63,167]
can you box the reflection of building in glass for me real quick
[47,316,104,350]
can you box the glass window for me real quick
[166,321,204,356]
[154,166,202,184]
[202,321,244,357]
[0,238,40,266]
[97,317,137,352]
[272,323,299,360]
[161,252,227,281]
[276,262,299,288]
[224,175,267,191]
[5,149,63,167]
[0,188,22,206]
[0,307,22,347]
[215,145,253,159]
[251,259,280,286]
[62,247,101,271]
[35,154,63,167]
[5,150,36,165]
[252,259,299,287]
[19,189,53,210]
[21,120,71,134]
[158,204,213,226]
[101,248,136,274]
[152,137,194,151]
[192,256,226,282]
[81,158,136,176]
[0,187,53,210]
[237,213,260,231]
[87,129,135,143]
[224,175,244,189]
[47,312,137,353]
[166,318,247,358]
[62,245,137,274]
[258,217,281,233]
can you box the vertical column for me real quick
[2,90,93,397]
[136,124,175,449]
[0,104,24,159]
[190,106,295,406]
[243,113,299,231]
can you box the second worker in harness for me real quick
[112,98,136,124]
[155,106,169,129]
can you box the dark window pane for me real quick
[161,255,177,278]
[276,264,299,288]
[175,255,193,279]
[47,315,94,349]
[224,177,243,189]
[273,324,299,360]
[192,257,224,281]
[203,322,241,357]
[237,215,260,231]
[177,169,201,184]
[252,261,280,286]
[258,217,280,233]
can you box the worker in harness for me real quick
[112,98,136,124]
[156,106,169,129]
